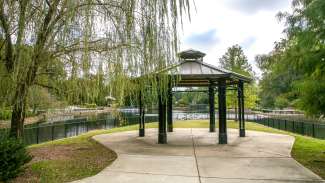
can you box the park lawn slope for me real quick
[11,120,325,182]
[10,130,118,183]
[291,136,325,179]
[10,124,158,183]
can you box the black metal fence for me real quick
[176,110,325,140]
[0,115,159,145]
[1,110,324,146]
[250,114,325,139]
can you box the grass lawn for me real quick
[10,120,325,182]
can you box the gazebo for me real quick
[137,49,252,144]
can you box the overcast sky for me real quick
[179,0,292,77]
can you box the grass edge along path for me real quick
[10,120,325,182]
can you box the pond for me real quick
[0,107,260,145]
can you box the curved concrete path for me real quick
[73,128,324,183]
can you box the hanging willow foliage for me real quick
[0,0,191,138]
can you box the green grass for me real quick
[11,120,325,182]
[292,136,325,178]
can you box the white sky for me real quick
[179,0,292,77]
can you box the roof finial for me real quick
[178,49,206,62]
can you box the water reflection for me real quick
[22,108,257,145]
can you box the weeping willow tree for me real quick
[0,0,191,138]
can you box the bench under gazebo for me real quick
[137,49,252,144]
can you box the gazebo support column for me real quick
[209,83,216,132]
[167,82,173,132]
[138,91,145,137]
[239,81,246,137]
[158,93,167,144]
[237,83,242,137]
[218,79,227,144]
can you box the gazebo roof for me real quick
[178,49,206,60]
[161,49,252,86]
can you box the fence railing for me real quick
[1,111,324,146]
[0,115,159,145]
[173,111,325,139]
[250,114,325,139]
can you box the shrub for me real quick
[0,109,36,120]
[0,136,32,181]
[0,110,11,120]
[84,103,97,108]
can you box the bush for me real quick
[84,103,97,108]
[0,109,37,120]
[0,110,11,120]
[0,136,32,181]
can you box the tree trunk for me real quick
[10,83,28,138]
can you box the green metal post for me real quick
[209,82,216,132]
[158,93,167,144]
[218,79,227,144]
[167,81,173,132]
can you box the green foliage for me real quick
[0,110,11,120]
[295,79,325,116]
[219,44,258,109]
[84,103,97,108]
[0,0,192,137]
[219,44,253,77]
[0,136,32,181]
[0,109,36,120]
[257,0,325,116]
[274,95,290,109]
[173,88,209,107]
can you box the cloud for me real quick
[241,36,257,49]
[184,29,219,49]
[180,0,291,76]
[224,0,289,14]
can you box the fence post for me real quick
[76,123,79,136]
[64,123,67,138]
[312,123,315,138]
[284,120,287,131]
[51,125,54,141]
[272,118,275,128]
[36,126,39,144]
[86,120,89,132]
[301,122,305,135]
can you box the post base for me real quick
[139,128,145,137]
[168,126,173,132]
[218,133,227,144]
[239,129,245,137]
[158,133,167,144]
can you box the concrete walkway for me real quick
[73,128,324,183]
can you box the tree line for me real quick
[0,0,191,138]
[256,0,325,117]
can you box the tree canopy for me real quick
[219,44,253,77]
[256,0,325,116]
[0,0,191,137]
[219,44,258,110]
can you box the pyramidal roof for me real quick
[178,49,206,60]
[160,49,252,84]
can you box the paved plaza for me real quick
[73,128,324,183]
